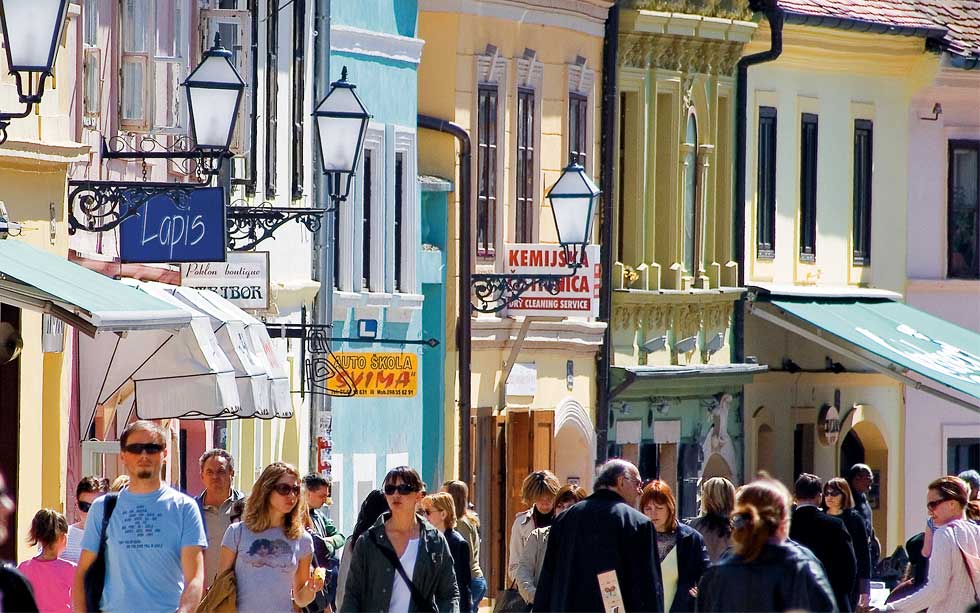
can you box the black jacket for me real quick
[789,505,856,612]
[0,562,38,613]
[665,524,710,612]
[697,541,837,612]
[444,529,472,613]
[533,489,663,612]
[834,508,871,592]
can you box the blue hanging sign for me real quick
[119,186,227,263]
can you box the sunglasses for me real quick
[384,483,418,496]
[272,483,302,497]
[824,489,843,497]
[927,498,951,511]
[78,501,93,513]
[423,508,435,516]
[122,443,165,455]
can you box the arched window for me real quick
[683,113,698,274]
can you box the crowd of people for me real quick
[0,419,977,613]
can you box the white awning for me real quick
[192,289,294,419]
[79,284,241,436]
[149,283,274,419]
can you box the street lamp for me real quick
[313,66,371,201]
[471,162,601,313]
[547,162,601,267]
[183,33,246,151]
[0,0,71,143]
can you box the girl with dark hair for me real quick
[640,480,709,612]
[62,476,107,564]
[697,479,836,612]
[335,489,390,609]
[18,509,74,612]
[823,477,871,610]
[340,466,459,613]
[217,462,322,611]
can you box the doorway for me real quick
[840,421,888,551]
[0,304,20,561]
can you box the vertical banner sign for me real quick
[503,244,600,318]
[119,187,226,263]
[180,252,271,310]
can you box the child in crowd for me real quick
[17,509,75,612]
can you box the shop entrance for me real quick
[840,421,888,553]
[0,304,20,561]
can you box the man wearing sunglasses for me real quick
[73,421,208,613]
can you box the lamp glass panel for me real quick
[316,114,363,173]
[318,86,363,115]
[2,0,65,71]
[186,54,243,87]
[552,196,592,245]
[188,86,239,148]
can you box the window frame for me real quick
[852,119,873,266]
[394,152,404,291]
[569,92,588,167]
[756,106,777,259]
[947,139,980,279]
[359,148,373,290]
[201,8,252,154]
[476,84,499,258]
[799,112,818,263]
[264,0,278,196]
[291,0,306,200]
[515,87,535,244]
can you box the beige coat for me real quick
[508,509,537,583]
[515,526,551,604]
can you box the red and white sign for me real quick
[503,244,600,318]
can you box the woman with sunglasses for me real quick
[61,476,107,564]
[422,492,472,613]
[876,476,980,613]
[341,466,459,613]
[822,477,871,611]
[217,462,323,612]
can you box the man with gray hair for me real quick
[533,459,663,612]
[195,448,244,588]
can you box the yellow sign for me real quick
[331,352,418,397]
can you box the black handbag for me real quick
[492,581,531,613]
[84,493,118,612]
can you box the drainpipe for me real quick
[733,1,783,364]
[417,114,472,481]
[595,3,619,464]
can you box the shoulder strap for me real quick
[99,494,119,546]
[369,531,434,613]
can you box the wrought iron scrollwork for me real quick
[225,199,325,251]
[67,180,199,234]
[101,135,227,181]
[471,266,581,313]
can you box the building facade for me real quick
[608,2,761,519]
[418,0,611,590]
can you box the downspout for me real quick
[595,3,619,464]
[417,115,472,480]
[733,1,783,363]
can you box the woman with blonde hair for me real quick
[686,476,735,562]
[823,477,871,610]
[697,478,835,612]
[217,462,323,611]
[508,470,560,583]
[641,480,709,612]
[422,492,472,612]
[515,483,586,606]
[442,480,485,611]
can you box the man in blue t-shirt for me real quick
[73,421,208,613]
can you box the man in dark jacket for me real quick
[534,459,663,612]
[790,473,856,612]
[847,463,879,563]
[304,474,346,612]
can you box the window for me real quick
[799,113,818,263]
[82,0,100,117]
[948,437,980,474]
[121,0,150,126]
[948,140,980,279]
[683,114,698,273]
[361,150,373,290]
[516,88,535,244]
[291,0,306,199]
[202,7,251,153]
[477,85,498,257]
[394,153,404,291]
[265,0,278,196]
[569,93,588,167]
[617,92,627,263]
[756,107,777,258]
[852,120,873,265]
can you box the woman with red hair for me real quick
[640,480,709,612]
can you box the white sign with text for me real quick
[180,252,270,310]
[503,244,600,318]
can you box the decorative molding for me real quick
[618,31,748,75]
[330,25,425,64]
[477,46,509,84]
[567,60,596,96]
[516,49,544,89]
[421,0,611,38]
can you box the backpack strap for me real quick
[369,531,434,613]
[99,494,119,550]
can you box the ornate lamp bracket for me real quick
[471,264,581,314]
[225,200,326,251]
[101,136,230,181]
[67,180,200,235]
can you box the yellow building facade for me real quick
[417,0,610,591]
[740,18,939,554]
[0,5,88,561]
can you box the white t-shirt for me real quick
[388,537,420,613]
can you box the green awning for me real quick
[0,239,191,335]
[763,298,980,405]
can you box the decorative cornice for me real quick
[330,25,425,64]
[623,1,752,21]
[618,32,747,75]
[472,317,606,351]
[421,0,611,38]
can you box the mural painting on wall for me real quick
[698,393,740,484]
